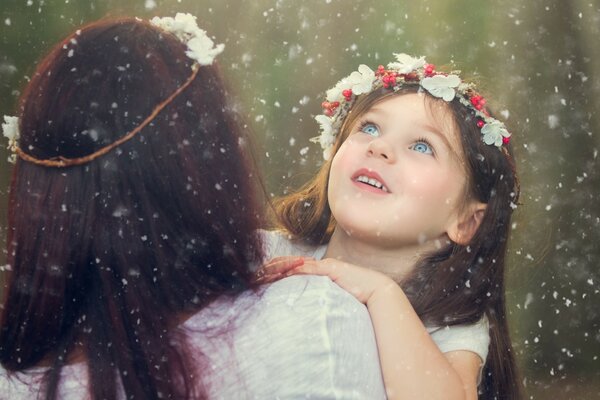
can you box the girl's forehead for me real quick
[368,93,446,121]
[365,93,463,157]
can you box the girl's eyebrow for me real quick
[418,123,462,159]
[417,123,452,149]
[362,107,388,119]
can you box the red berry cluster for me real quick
[424,63,436,77]
[321,101,340,116]
[376,65,399,88]
[470,95,486,110]
[382,73,398,88]
[342,89,353,101]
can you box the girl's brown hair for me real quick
[0,17,263,399]
[274,86,523,399]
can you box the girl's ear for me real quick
[447,202,487,245]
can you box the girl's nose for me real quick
[366,138,395,162]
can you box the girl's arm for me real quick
[257,257,481,400]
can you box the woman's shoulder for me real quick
[0,367,35,400]
[258,229,327,260]
[184,276,385,398]
[0,363,89,400]
[255,275,368,320]
[185,275,369,333]
[427,316,490,362]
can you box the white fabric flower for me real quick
[387,53,426,73]
[2,115,19,164]
[421,74,461,101]
[322,146,334,161]
[325,79,349,102]
[347,64,375,95]
[325,77,352,103]
[314,115,334,138]
[312,115,337,160]
[481,120,511,147]
[186,36,225,66]
[150,13,224,66]
[2,115,19,144]
[326,64,375,102]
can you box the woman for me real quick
[0,14,384,399]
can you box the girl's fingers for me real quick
[254,271,284,284]
[262,256,300,268]
[255,256,310,283]
[265,256,306,272]
[284,259,335,277]
[255,257,341,285]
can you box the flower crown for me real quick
[2,13,223,167]
[313,53,511,160]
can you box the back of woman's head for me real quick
[1,16,263,399]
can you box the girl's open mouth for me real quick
[351,169,390,193]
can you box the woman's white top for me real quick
[0,276,386,399]
[0,230,488,399]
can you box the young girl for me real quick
[257,54,522,399]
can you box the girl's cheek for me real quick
[406,170,454,195]
[331,144,355,170]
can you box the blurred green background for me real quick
[1,0,598,398]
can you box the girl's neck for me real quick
[324,227,443,282]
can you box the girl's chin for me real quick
[334,223,446,250]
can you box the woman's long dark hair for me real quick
[274,87,523,399]
[0,18,264,399]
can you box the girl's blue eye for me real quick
[360,123,380,137]
[410,141,433,155]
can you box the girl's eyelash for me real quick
[358,119,376,130]
[415,136,433,146]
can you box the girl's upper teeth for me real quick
[356,175,388,192]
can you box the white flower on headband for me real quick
[346,65,376,96]
[326,64,375,102]
[312,115,336,160]
[481,120,511,147]
[2,115,19,163]
[421,74,461,102]
[150,13,224,66]
[387,53,426,74]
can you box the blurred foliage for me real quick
[1,0,599,398]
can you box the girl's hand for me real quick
[254,256,307,282]
[256,257,397,305]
